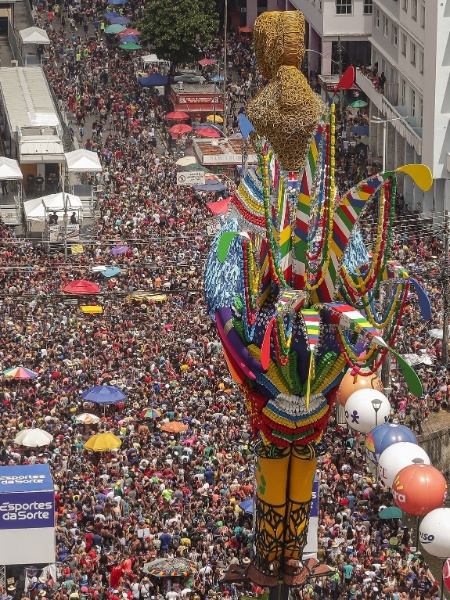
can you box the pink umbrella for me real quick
[198,58,216,66]
[195,127,221,138]
[168,124,193,136]
[63,280,100,295]
[118,27,141,37]
[165,111,190,121]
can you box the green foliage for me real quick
[138,0,220,67]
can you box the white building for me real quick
[355,0,449,213]
[288,0,373,75]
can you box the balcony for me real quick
[355,67,422,156]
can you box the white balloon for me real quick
[378,442,430,488]
[419,508,450,558]
[344,389,391,433]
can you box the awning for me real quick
[0,157,23,180]
[19,26,51,45]
[20,140,64,164]
[65,149,102,172]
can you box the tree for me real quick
[138,0,220,68]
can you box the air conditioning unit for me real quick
[178,82,184,91]
[10,60,18,67]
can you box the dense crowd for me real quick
[0,2,447,600]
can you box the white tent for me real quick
[24,193,82,222]
[19,26,51,45]
[0,157,22,180]
[65,149,103,173]
[142,54,161,64]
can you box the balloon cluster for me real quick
[339,371,450,590]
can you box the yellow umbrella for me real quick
[206,114,223,123]
[84,432,122,452]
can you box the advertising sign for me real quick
[49,223,80,242]
[176,171,206,186]
[0,464,55,565]
[303,476,319,559]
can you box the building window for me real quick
[420,3,425,27]
[364,0,373,15]
[401,33,407,56]
[336,0,352,14]
[419,50,424,73]
[401,79,406,105]
[375,7,380,27]
[412,0,417,20]
[419,97,423,126]
[410,89,416,117]
[392,25,398,46]
[410,41,416,66]
[402,0,408,11]
[319,0,322,9]
[383,16,389,37]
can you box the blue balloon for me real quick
[365,423,417,463]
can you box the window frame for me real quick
[335,0,353,15]
[401,33,407,56]
[410,40,416,66]
[392,24,398,47]
[363,0,373,15]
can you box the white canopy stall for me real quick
[19,27,51,66]
[0,157,23,226]
[24,192,82,233]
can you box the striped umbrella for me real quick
[3,366,38,379]
[141,408,162,419]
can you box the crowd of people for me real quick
[0,2,447,600]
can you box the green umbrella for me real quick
[351,99,368,108]
[105,23,126,33]
[379,506,403,519]
[119,42,142,50]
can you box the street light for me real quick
[62,210,69,260]
[371,398,382,428]
[370,115,407,173]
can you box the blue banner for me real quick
[0,465,53,493]
[0,491,54,529]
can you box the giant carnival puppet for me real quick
[204,10,432,588]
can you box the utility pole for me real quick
[442,210,449,366]
[222,0,228,137]
[337,36,344,108]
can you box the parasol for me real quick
[82,385,127,404]
[168,124,193,135]
[119,42,142,50]
[104,23,126,34]
[379,506,403,519]
[14,429,53,447]
[206,114,223,123]
[144,558,197,578]
[195,127,221,138]
[198,58,216,66]
[63,280,100,295]
[141,408,162,419]
[84,432,122,452]
[166,111,190,121]
[110,245,129,255]
[160,422,189,434]
[75,413,101,425]
[3,366,38,379]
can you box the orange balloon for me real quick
[392,464,448,516]
[337,370,383,406]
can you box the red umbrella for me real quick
[168,124,192,135]
[195,127,221,138]
[118,27,141,37]
[63,280,101,295]
[165,111,189,121]
[198,58,216,66]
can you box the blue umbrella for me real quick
[109,15,130,24]
[104,11,121,18]
[108,0,128,5]
[119,34,138,43]
[351,125,369,136]
[82,385,127,404]
[101,267,122,278]
[196,122,223,131]
[239,498,254,514]
[211,75,224,82]
[139,73,168,87]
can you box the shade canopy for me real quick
[119,42,142,50]
[119,35,138,43]
[75,413,101,425]
[20,26,50,45]
[105,24,126,34]
[108,15,130,24]
[65,149,103,173]
[160,421,189,434]
[176,156,197,167]
[3,366,38,379]
[195,127,221,138]
[206,197,231,215]
[63,280,100,295]
[118,28,141,37]
[24,193,83,223]
[0,157,23,180]
[82,385,127,404]
[166,111,189,121]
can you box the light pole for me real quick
[63,210,68,260]
[370,115,407,173]
[371,398,382,428]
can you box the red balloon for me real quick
[392,463,448,516]
[443,558,450,593]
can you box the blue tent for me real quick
[108,0,127,5]
[82,385,126,404]
[139,73,169,87]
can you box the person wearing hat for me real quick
[6,584,17,600]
